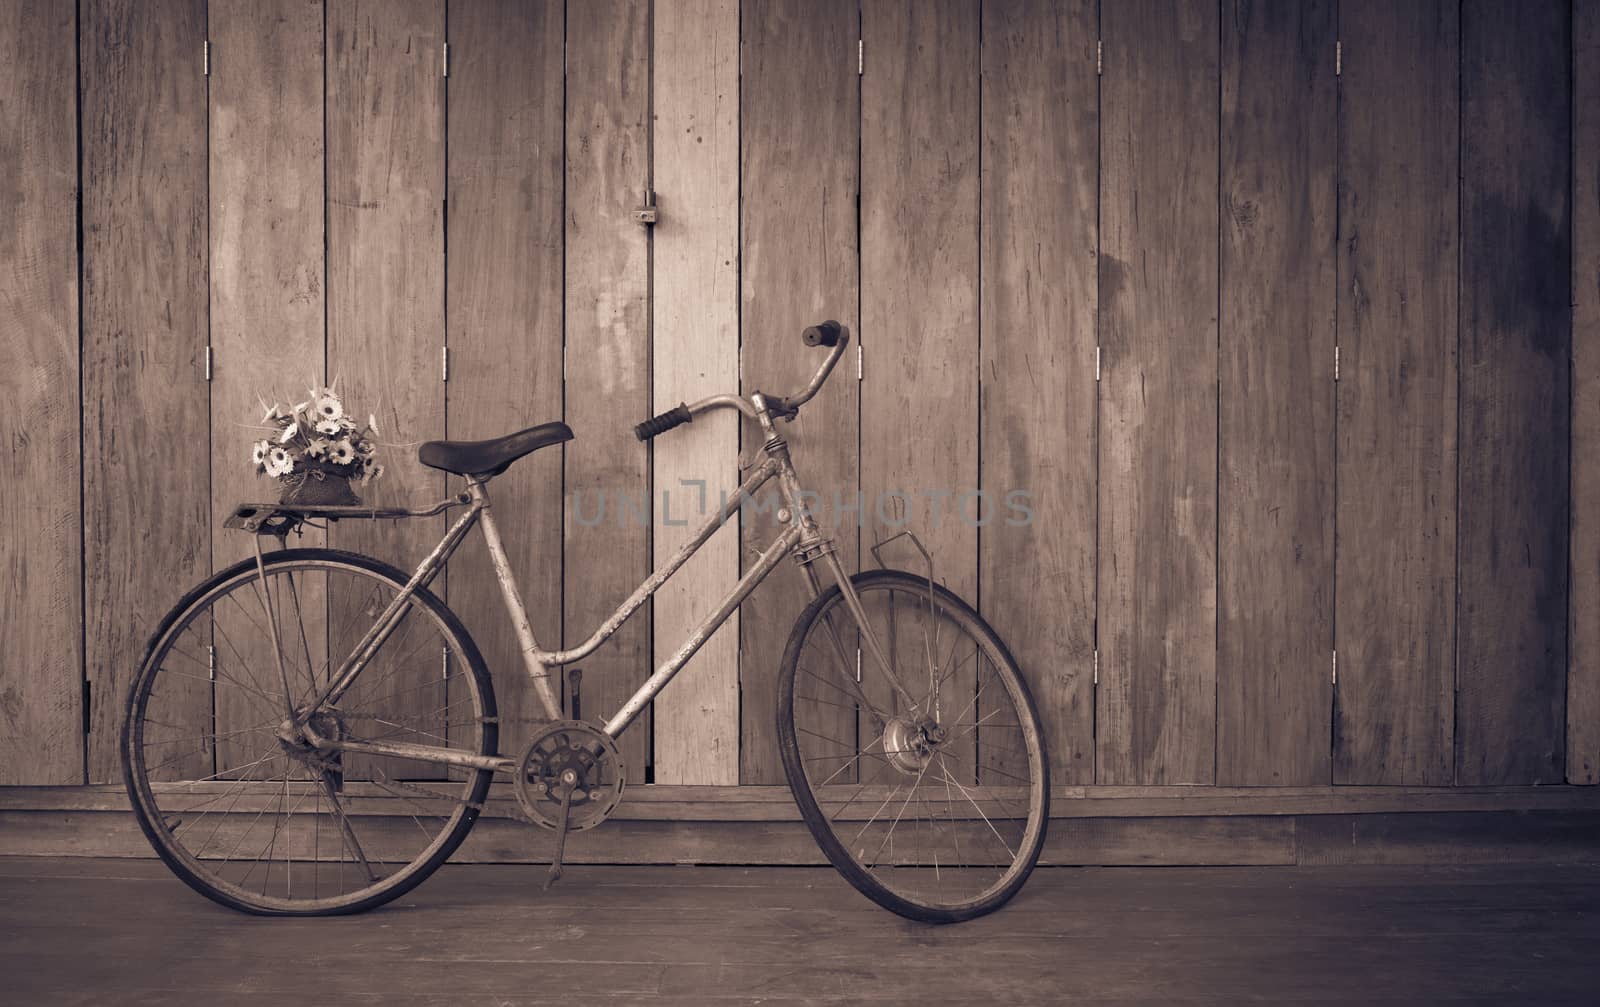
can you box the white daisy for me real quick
[251,440,269,465]
[315,419,341,436]
[329,440,356,466]
[279,421,299,444]
[265,446,294,478]
[314,394,344,423]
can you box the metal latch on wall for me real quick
[633,189,658,226]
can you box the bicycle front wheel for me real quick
[121,548,498,915]
[777,569,1049,923]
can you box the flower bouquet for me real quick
[253,385,385,507]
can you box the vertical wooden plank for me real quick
[1216,0,1336,785]
[208,0,326,772]
[1097,0,1219,785]
[1572,0,1600,786]
[1456,0,1571,786]
[738,0,860,785]
[859,0,979,781]
[0,0,82,785]
[1334,0,1458,785]
[446,0,564,760]
[652,0,741,785]
[979,0,1098,784]
[565,0,651,781]
[82,0,210,783]
[326,0,446,776]
[209,0,324,568]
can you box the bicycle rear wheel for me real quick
[777,569,1049,923]
[121,548,498,915]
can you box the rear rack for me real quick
[225,494,471,536]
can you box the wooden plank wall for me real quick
[1216,0,1335,786]
[979,0,1098,784]
[738,0,860,785]
[1334,0,1459,785]
[445,0,565,759]
[1098,0,1219,785]
[80,0,211,784]
[1573,0,1600,786]
[651,0,741,785]
[1455,0,1571,785]
[563,0,652,782]
[0,0,80,784]
[3,0,1596,794]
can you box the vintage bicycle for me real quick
[121,322,1050,923]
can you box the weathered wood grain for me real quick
[859,0,980,786]
[326,0,446,777]
[1334,0,1458,785]
[1455,0,1571,786]
[564,0,652,780]
[0,0,81,785]
[445,0,564,759]
[737,0,860,785]
[1572,0,1600,786]
[979,0,1098,784]
[81,0,211,783]
[1097,0,1220,785]
[207,0,326,772]
[1217,0,1336,785]
[861,0,979,600]
[651,0,741,785]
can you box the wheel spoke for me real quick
[127,556,492,913]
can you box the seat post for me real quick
[468,475,564,721]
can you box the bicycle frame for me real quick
[296,393,911,774]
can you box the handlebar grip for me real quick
[802,320,843,347]
[634,403,693,441]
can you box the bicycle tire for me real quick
[776,568,1050,923]
[121,547,498,915]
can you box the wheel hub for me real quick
[276,707,347,776]
[883,716,938,775]
[513,721,625,831]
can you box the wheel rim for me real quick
[126,557,491,913]
[784,577,1047,915]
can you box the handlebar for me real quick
[634,321,850,441]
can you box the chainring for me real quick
[512,720,626,832]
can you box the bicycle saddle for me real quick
[418,421,573,477]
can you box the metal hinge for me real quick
[1093,649,1099,685]
[858,38,863,76]
[204,345,213,381]
[1334,345,1340,381]
[204,40,210,76]
[443,42,450,78]
[442,646,450,681]
[1335,40,1342,77]
[441,346,449,382]
[1096,40,1103,76]
[1095,346,1102,382]
[856,343,863,381]
[207,645,216,681]
[1332,649,1338,685]
[855,648,862,683]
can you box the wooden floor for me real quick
[3,858,1598,1004]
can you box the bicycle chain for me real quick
[346,713,587,830]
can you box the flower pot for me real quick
[279,464,363,507]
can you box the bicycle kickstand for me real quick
[543,770,579,891]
